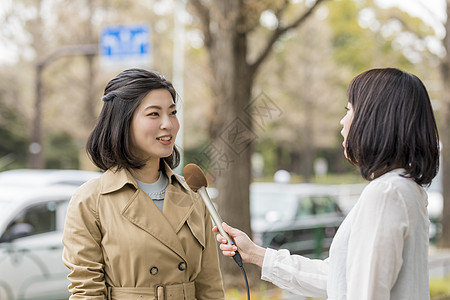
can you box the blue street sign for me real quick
[100,24,152,68]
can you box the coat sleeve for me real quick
[62,183,107,300]
[194,207,225,299]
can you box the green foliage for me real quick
[0,97,29,171]
[182,140,216,174]
[44,132,80,169]
[327,0,375,72]
[326,0,432,74]
[254,138,279,178]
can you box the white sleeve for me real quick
[261,248,329,298]
[346,181,409,300]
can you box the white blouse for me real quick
[261,169,430,300]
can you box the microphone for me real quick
[183,163,250,300]
[183,163,234,246]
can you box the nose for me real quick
[340,115,345,126]
[160,116,173,129]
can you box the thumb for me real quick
[222,222,239,238]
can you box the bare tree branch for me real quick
[274,0,291,20]
[188,0,213,48]
[250,0,327,74]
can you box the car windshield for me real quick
[251,191,298,222]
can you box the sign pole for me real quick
[30,44,98,169]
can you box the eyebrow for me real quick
[143,103,176,111]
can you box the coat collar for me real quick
[100,162,190,195]
[100,162,195,260]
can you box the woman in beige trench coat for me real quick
[62,69,225,300]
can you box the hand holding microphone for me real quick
[183,163,235,246]
[184,163,262,300]
[183,163,266,267]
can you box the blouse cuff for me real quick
[261,248,278,281]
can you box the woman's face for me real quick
[130,89,179,162]
[340,102,354,157]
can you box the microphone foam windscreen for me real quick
[183,163,208,192]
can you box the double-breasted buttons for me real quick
[178,262,186,271]
[149,266,159,275]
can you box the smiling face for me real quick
[340,102,354,157]
[129,89,179,163]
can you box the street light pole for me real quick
[30,63,44,169]
[29,44,98,169]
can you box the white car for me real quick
[0,169,101,300]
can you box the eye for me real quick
[147,112,159,117]
[344,106,349,111]
[170,110,178,116]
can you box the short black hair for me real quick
[345,68,439,185]
[87,68,180,171]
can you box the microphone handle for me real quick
[197,187,234,245]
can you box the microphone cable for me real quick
[232,249,250,300]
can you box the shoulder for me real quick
[359,171,403,209]
[350,170,416,236]
[68,175,104,214]
[363,169,416,198]
[72,174,105,199]
[357,169,421,218]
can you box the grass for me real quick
[225,286,323,300]
[225,288,284,299]
[430,277,450,299]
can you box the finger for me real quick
[219,243,237,252]
[215,233,229,244]
[215,233,225,243]
[212,226,218,233]
[221,250,236,257]
[222,222,237,237]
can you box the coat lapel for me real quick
[121,189,188,261]
[102,165,196,261]
[163,183,195,233]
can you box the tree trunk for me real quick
[204,3,260,288]
[439,0,450,248]
[188,0,328,290]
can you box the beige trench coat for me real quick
[62,164,224,300]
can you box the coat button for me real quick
[149,266,159,275]
[178,262,186,271]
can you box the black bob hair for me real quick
[345,68,439,186]
[86,68,180,171]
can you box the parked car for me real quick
[0,169,101,300]
[0,169,101,187]
[250,182,345,258]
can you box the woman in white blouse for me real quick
[214,68,440,300]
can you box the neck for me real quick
[372,164,401,179]
[130,161,161,184]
